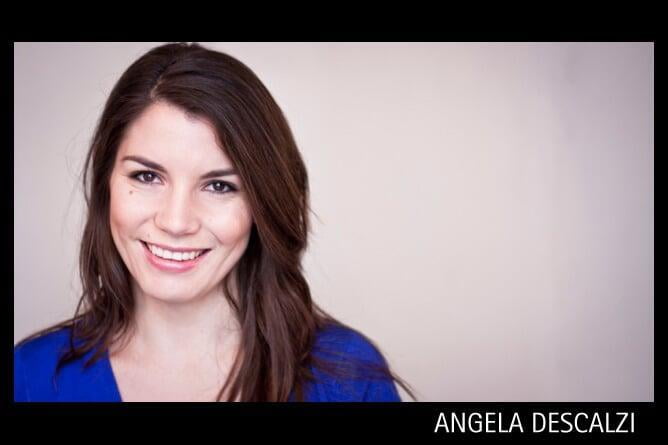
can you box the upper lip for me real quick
[142,240,210,252]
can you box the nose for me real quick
[154,186,200,237]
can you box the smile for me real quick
[141,241,211,273]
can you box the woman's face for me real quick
[109,100,253,303]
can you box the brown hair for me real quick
[17,42,416,402]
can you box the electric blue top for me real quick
[14,324,401,402]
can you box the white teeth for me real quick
[146,243,205,262]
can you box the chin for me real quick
[139,281,203,304]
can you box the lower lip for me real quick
[141,241,210,273]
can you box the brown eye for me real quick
[131,170,160,184]
[205,180,236,194]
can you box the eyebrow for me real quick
[121,155,237,179]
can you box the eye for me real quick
[204,180,237,194]
[130,170,161,184]
[128,171,236,194]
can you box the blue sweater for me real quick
[14,324,401,402]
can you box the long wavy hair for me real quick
[17,42,416,402]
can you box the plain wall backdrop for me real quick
[14,42,654,402]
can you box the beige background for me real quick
[14,42,654,401]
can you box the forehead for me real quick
[117,101,232,168]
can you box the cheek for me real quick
[109,177,150,239]
[207,199,253,245]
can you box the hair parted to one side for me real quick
[17,42,416,402]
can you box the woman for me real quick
[14,42,416,402]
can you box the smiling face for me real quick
[108,100,253,304]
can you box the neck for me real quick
[111,278,241,368]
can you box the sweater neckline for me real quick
[100,349,124,402]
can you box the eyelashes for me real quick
[131,171,160,184]
[128,170,238,195]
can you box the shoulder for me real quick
[15,327,72,362]
[14,326,110,402]
[313,323,387,366]
[14,327,73,402]
[305,323,401,402]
